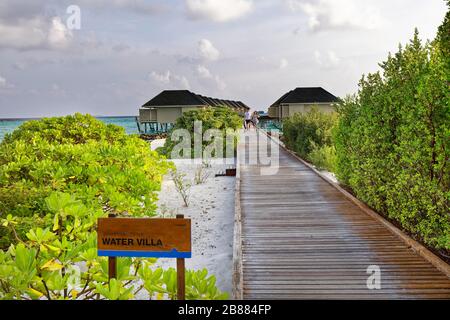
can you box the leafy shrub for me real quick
[0,114,171,246]
[2,113,126,145]
[0,230,228,300]
[158,107,242,158]
[282,107,338,169]
[139,267,227,300]
[308,143,337,172]
[334,28,450,250]
[0,114,228,300]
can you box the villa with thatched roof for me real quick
[139,90,250,125]
[268,87,339,120]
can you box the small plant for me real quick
[158,204,176,218]
[194,162,211,185]
[171,170,191,207]
[202,160,212,168]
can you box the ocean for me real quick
[0,116,139,142]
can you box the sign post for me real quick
[107,214,117,281]
[176,214,185,300]
[97,216,191,300]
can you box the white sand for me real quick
[150,139,166,151]
[135,155,236,299]
[319,170,339,184]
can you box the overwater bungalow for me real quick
[268,87,339,120]
[137,90,250,134]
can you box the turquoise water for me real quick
[0,116,139,142]
[260,120,282,132]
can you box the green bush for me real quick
[334,27,450,250]
[159,107,242,158]
[282,107,338,170]
[0,114,228,300]
[0,114,171,245]
[308,144,337,172]
[2,113,126,145]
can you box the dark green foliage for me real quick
[436,0,450,69]
[159,107,242,158]
[2,113,126,145]
[0,114,227,300]
[0,113,172,247]
[282,107,338,171]
[334,30,450,250]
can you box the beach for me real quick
[134,140,236,298]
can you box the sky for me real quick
[0,0,447,118]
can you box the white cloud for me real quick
[293,27,302,35]
[197,65,212,78]
[150,70,171,84]
[0,75,14,89]
[0,18,47,50]
[327,51,340,65]
[50,83,67,96]
[0,16,72,50]
[0,75,6,87]
[176,76,191,90]
[314,50,340,68]
[13,62,26,70]
[150,70,191,89]
[77,0,166,15]
[112,44,131,53]
[198,39,220,61]
[256,56,268,64]
[279,58,289,69]
[214,75,227,91]
[47,17,72,49]
[196,65,226,90]
[287,0,383,32]
[186,0,253,22]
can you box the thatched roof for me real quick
[271,87,339,107]
[142,90,250,110]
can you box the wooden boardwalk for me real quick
[237,130,450,299]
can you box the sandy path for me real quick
[132,138,236,298]
[154,159,235,294]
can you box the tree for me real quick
[334,15,450,251]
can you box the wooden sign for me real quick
[97,217,191,258]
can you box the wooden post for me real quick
[108,213,117,282]
[176,214,186,300]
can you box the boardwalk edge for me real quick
[232,138,243,299]
[262,129,450,279]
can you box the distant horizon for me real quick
[0,115,137,121]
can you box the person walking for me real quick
[244,110,252,131]
[251,111,259,129]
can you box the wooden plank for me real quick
[238,130,450,300]
[232,137,243,300]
